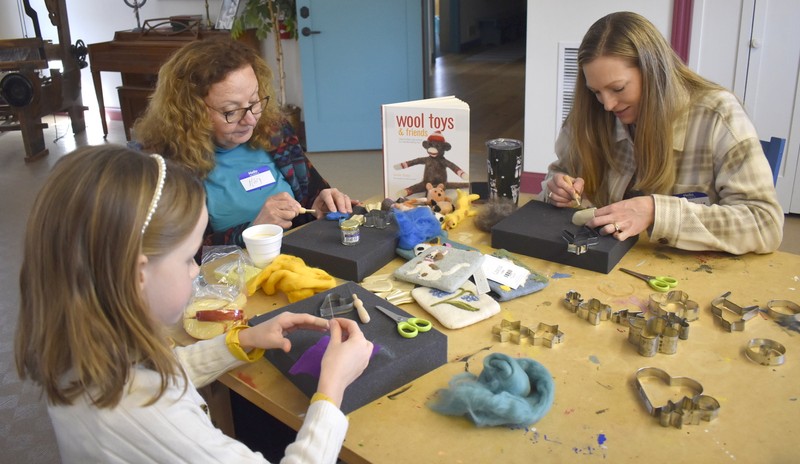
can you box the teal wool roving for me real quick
[428,353,555,427]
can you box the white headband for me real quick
[141,154,166,235]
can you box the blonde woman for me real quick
[133,39,354,248]
[541,11,783,254]
[16,145,372,463]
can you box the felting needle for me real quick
[298,207,316,214]
[563,176,582,206]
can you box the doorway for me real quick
[427,0,527,182]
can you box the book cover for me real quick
[381,96,470,200]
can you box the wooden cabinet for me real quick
[88,24,257,140]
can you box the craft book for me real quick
[381,96,470,200]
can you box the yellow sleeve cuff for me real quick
[310,392,336,406]
[225,325,265,362]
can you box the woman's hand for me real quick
[237,312,329,353]
[310,188,354,219]
[586,196,655,241]
[316,318,373,407]
[252,192,302,229]
[546,174,584,208]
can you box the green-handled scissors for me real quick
[620,268,678,292]
[375,305,432,338]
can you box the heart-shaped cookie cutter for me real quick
[634,367,720,428]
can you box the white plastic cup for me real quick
[242,224,284,268]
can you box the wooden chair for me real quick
[760,136,786,185]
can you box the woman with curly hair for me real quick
[133,39,354,248]
[540,11,783,255]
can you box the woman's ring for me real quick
[613,223,621,233]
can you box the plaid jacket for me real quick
[541,90,783,254]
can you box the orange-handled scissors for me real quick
[620,268,678,292]
[375,305,432,338]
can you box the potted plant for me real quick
[231,0,300,129]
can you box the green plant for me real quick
[231,0,298,106]
[231,0,297,41]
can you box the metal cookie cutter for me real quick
[765,300,800,324]
[745,338,786,366]
[627,313,688,356]
[531,322,565,347]
[319,293,354,318]
[363,209,392,229]
[634,367,720,429]
[710,291,761,332]
[562,226,600,255]
[563,291,612,325]
[649,290,699,322]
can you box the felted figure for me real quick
[426,182,454,214]
[428,353,555,427]
[394,206,446,250]
[394,131,470,197]
[442,189,480,230]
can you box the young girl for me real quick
[15,145,373,463]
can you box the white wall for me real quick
[523,1,673,175]
[2,0,303,115]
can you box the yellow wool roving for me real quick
[246,254,336,302]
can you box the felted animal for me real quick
[442,189,480,230]
[394,131,470,197]
[426,182,454,214]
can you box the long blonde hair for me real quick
[16,145,205,408]
[133,39,282,178]
[567,11,723,206]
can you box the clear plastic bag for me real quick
[183,246,260,339]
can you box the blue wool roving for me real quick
[394,207,445,250]
[428,353,555,427]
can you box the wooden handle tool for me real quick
[563,176,582,207]
[352,293,370,323]
[298,207,316,214]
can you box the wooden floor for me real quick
[431,40,526,162]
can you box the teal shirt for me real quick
[205,144,294,232]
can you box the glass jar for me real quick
[339,219,361,246]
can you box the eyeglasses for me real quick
[207,96,270,124]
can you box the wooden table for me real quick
[215,204,800,463]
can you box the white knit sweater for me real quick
[48,336,348,463]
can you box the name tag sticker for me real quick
[239,167,276,192]
[675,191,710,205]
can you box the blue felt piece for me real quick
[394,207,445,250]
[395,235,477,261]
[487,249,549,302]
[428,353,555,427]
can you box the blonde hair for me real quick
[567,11,724,206]
[15,145,205,408]
[133,39,282,178]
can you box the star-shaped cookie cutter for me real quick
[634,367,720,429]
[491,319,564,347]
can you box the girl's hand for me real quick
[546,174,584,208]
[586,196,655,241]
[237,312,329,353]
[316,318,373,407]
[253,192,301,229]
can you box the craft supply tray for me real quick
[281,218,399,282]
[249,281,448,414]
[491,200,637,273]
